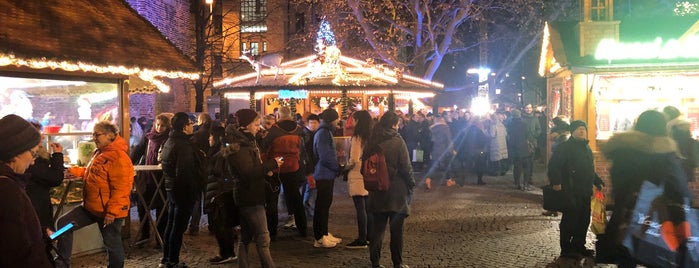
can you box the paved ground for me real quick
[70,164,616,268]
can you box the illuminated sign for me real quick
[278,89,308,99]
[595,37,699,62]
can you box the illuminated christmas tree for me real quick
[316,18,336,51]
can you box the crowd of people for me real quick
[0,102,696,267]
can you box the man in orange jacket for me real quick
[55,121,134,268]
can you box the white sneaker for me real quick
[327,233,342,244]
[313,236,337,248]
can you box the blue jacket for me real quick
[313,122,340,180]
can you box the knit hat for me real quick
[320,108,339,122]
[0,114,41,161]
[510,109,521,118]
[235,109,259,127]
[570,120,587,133]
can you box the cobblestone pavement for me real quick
[71,164,617,268]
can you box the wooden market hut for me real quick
[214,52,444,119]
[0,0,198,254]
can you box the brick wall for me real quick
[125,0,193,56]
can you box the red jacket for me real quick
[83,135,134,218]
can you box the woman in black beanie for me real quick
[160,112,202,268]
[0,114,53,267]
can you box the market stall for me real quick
[1,0,198,256]
[214,47,443,120]
[539,8,699,201]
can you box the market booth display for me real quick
[538,2,699,202]
[214,47,444,120]
[0,0,197,256]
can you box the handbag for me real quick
[590,189,607,235]
[622,181,699,267]
[542,185,572,212]
[412,148,424,163]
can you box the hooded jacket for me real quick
[313,121,340,180]
[222,127,278,207]
[264,119,306,174]
[602,131,693,251]
[603,131,692,207]
[365,127,416,215]
[83,135,134,219]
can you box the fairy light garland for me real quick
[0,52,200,93]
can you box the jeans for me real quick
[55,206,125,268]
[189,192,203,232]
[352,195,372,242]
[313,179,334,240]
[303,180,317,219]
[280,171,307,236]
[238,205,275,268]
[369,212,406,267]
[210,192,239,258]
[162,192,195,265]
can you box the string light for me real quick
[0,52,199,93]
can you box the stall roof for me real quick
[540,15,699,75]
[0,0,197,79]
[214,54,444,92]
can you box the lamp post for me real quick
[467,67,491,116]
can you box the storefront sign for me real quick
[278,89,308,99]
[595,37,699,62]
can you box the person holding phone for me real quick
[55,121,134,268]
[0,114,53,267]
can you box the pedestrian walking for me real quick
[601,110,692,266]
[225,109,281,268]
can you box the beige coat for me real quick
[347,137,368,196]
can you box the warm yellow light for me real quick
[0,53,199,93]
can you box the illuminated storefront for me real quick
[540,14,699,202]
[214,48,443,118]
[539,16,699,150]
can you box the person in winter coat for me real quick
[463,118,489,185]
[205,125,240,264]
[26,121,64,231]
[663,106,697,182]
[130,112,171,243]
[424,116,454,189]
[547,120,604,260]
[522,104,541,185]
[263,106,308,239]
[0,115,53,267]
[488,113,508,177]
[189,112,214,235]
[601,110,692,267]
[312,108,345,248]
[363,111,415,268]
[507,109,534,191]
[303,114,320,219]
[160,112,204,268]
[56,121,134,268]
[224,109,281,268]
[345,110,374,249]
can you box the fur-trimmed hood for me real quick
[603,130,679,158]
